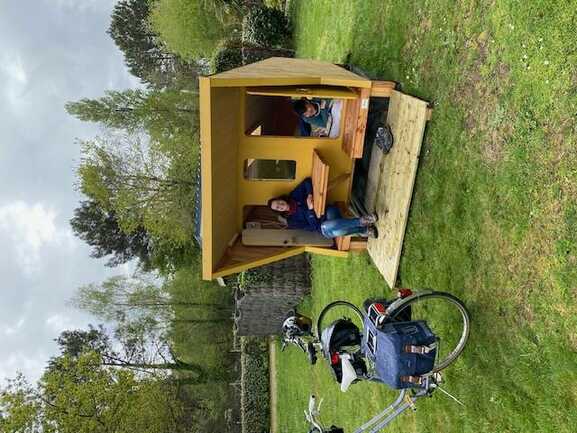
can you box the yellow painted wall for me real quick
[237,89,353,225]
[210,86,242,270]
[202,75,359,279]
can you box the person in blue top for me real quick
[268,178,378,238]
[293,97,332,130]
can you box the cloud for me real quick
[45,314,77,334]
[52,0,118,12]
[0,0,139,384]
[2,317,26,337]
[1,54,27,84]
[0,53,29,107]
[0,202,77,275]
[0,352,47,386]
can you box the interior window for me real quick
[244,159,296,181]
[244,94,343,138]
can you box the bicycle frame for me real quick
[305,377,438,433]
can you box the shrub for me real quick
[242,5,291,48]
[150,0,240,60]
[241,337,270,433]
[212,40,245,73]
[211,39,294,73]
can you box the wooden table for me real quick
[311,150,329,218]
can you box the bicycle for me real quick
[281,310,319,365]
[302,289,471,432]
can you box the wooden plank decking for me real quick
[366,90,429,288]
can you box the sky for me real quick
[0,0,140,383]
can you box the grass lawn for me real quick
[275,1,577,432]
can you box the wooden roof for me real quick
[209,57,372,88]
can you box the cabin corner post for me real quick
[199,77,213,280]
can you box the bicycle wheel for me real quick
[315,300,365,341]
[388,291,470,373]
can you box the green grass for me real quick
[276,1,577,432]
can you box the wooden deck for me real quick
[366,90,430,288]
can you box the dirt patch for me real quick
[496,62,511,81]
[420,17,432,32]
[568,333,577,352]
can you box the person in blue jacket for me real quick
[268,178,378,238]
[293,97,332,130]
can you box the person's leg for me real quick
[320,217,367,238]
[324,205,341,221]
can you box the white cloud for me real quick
[51,0,117,12]
[2,317,26,336]
[3,55,27,84]
[0,201,78,275]
[0,351,48,384]
[0,53,29,106]
[45,313,76,333]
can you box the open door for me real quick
[366,90,430,288]
[312,150,329,218]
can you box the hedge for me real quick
[241,336,270,433]
[211,39,294,73]
[242,5,292,48]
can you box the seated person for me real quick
[293,97,333,131]
[268,178,378,238]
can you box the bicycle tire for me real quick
[387,291,470,373]
[315,300,365,340]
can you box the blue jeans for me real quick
[320,206,367,238]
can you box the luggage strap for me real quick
[403,342,437,354]
[400,375,423,385]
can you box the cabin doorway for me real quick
[244,85,354,139]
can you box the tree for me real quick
[66,89,147,131]
[242,5,292,48]
[211,39,294,73]
[72,274,226,322]
[0,374,41,433]
[150,0,239,60]
[52,326,226,385]
[77,133,197,244]
[70,199,152,268]
[108,0,198,88]
[65,89,198,136]
[1,354,190,433]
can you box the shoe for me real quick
[366,225,379,239]
[360,213,378,226]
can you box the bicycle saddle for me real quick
[340,354,358,392]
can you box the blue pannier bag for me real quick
[362,317,437,389]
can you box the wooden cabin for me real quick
[199,57,431,287]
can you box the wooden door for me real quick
[366,90,430,288]
[312,150,329,218]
